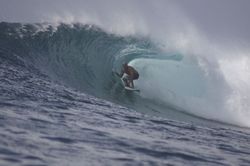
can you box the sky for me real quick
[176,0,250,41]
[0,0,250,41]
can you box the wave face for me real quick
[1,22,250,127]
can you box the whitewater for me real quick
[1,0,250,165]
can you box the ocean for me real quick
[0,21,250,166]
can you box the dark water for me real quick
[0,22,250,166]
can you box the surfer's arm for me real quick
[113,71,123,78]
[112,69,123,78]
[119,69,124,78]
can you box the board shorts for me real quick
[122,73,131,81]
[122,72,139,81]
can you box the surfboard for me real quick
[124,85,140,92]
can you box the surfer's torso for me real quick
[122,66,139,80]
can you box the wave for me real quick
[1,22,250,127]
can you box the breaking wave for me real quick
[1,22,250,127]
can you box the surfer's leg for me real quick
[122,74,130,87]
[131,80,134,88]
[127,76,134,88]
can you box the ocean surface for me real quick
[0,22,250,166]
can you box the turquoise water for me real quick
[0,22,250,165]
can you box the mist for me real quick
[1,0,250,42]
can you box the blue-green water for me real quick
[0,22,250,166]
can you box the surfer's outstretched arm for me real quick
[119,70,125,78]
[115,72,122,78]
[112,70,122,78]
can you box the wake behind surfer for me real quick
[119,63,139,88]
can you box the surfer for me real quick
[119,63,139,88]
